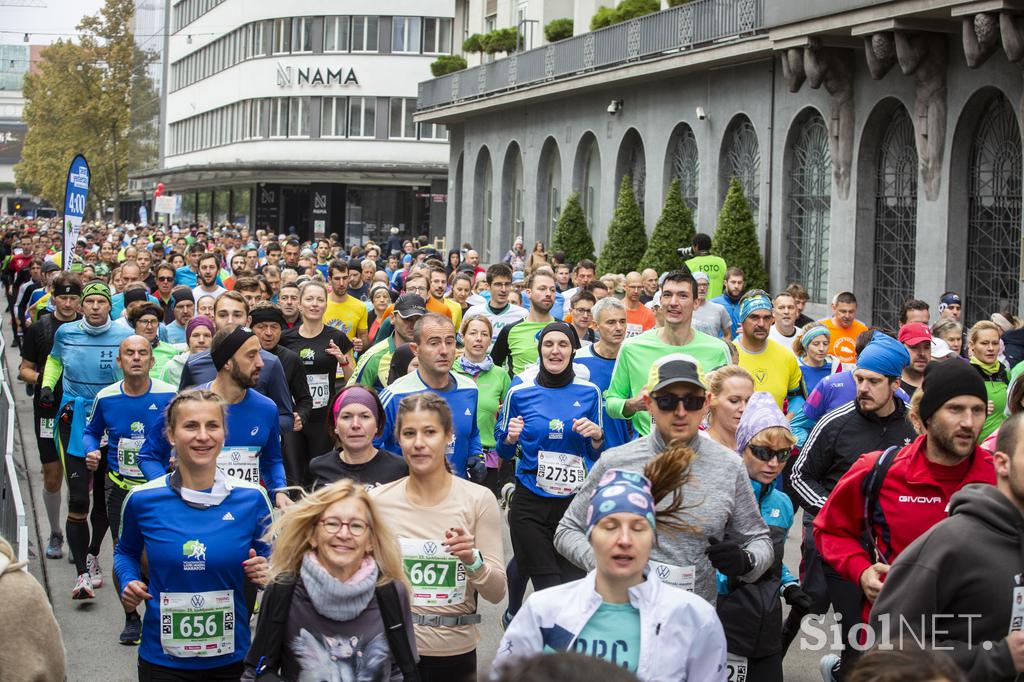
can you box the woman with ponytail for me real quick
[493,463,728,681]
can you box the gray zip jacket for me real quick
[554,429,773,604]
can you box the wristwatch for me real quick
[466,549,484,572]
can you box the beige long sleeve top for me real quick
[371,475,506,656]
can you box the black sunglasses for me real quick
[652,393,706,413]
[748,444,792,464]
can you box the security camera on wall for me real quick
[696,106,707,121]
[607,99,622,115]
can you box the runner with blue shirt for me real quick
[574,296,634,450]
[496,322,604,623]
[83,335,177,643]
[377,312,484,480]
[137,325,290,508]
[38,279,134,600]
[115,389,273,681]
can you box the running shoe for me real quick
[501,608,513,631]
[86,552,103,588]
[500,482,515,510]
[119,611,142,646]
[45,531,63,560]
[819,654,840,682]
[71,572,94,600]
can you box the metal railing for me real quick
[0,332,27,563]
[417,0,764,111]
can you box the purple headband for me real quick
[331,387,384,438]
[185,315,215,343]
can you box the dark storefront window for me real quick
[344,186,430,248]
[232,187,252,225]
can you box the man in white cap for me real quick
[690,270,731,340]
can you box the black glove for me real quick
[467,455,488,483]
[38,386,55,410]
[705,537,753,577]
[783,584,814,612]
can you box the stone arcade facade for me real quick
[416,0,1024,326]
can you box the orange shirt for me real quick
[625,305,656,339]
[819,317,868,365]
[426,295,452,319]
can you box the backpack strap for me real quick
[376,582,421,682]
[250,578,297,679]
[861,446,900,563]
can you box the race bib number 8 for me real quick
[160,590,234,658]
[536,451,586,497]
[307,373,330,409]
[400,538,466,607]
[217,446,260,484]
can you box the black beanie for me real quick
[919,360,988,423]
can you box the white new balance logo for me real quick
[222,512,235,521]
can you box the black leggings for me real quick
[58,413,108,576]
[292,414,335,487]
[417,650,476,682]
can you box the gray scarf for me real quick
[300,552,378,622]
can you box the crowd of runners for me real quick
[0,216,1021,682]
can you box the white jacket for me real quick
[492,570,727,681]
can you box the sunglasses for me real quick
[157,276,174,281]
[652,393,706,412]
[748,444,792,464]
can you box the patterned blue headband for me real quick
[586,469,657,537]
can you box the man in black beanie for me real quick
[810,359,997,681]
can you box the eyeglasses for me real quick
[157,276,174,282]
[652,393,706,412]
[748,445,792,464]
[573,307,594,316]
[137,318,159,327]
[406,286,427,294]
[318,518,369,537]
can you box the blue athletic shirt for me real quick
[376,370,482,479]
[137,383,286,493]
[495,375,604,498]
[49,320,134,410]
[83,379,177,481]
[572,601,641,672]
[113,474,272,670]
[573,346,635,450]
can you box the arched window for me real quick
[503,143,524,239]
[474,148,493,263]
[671,125,699,215]
[580,137,601,233]
[617,130,646,217]
[537,139,561,245]
[722,116,760,225]
[871,107,917,330]
[786,112,832,304]
[966,94,1023,322]
[452,154,463,245]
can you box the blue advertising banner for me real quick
[62,154,90,270]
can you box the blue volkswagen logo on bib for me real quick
[191,594,205,608]
[423,542,437,554]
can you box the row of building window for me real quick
[172,0,227,32]
[169,96,447,155]
[171,15,453,91]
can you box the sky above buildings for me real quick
[1,0,107,46]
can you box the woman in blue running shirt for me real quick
[496,322,604,622]
[115,389,273,681]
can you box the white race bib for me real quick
[216,446,260,484]
[159,589,234,658]
[1010,586,1024,634]
[648,560,696,592]
[39,417,54,440]
[307,373,330,409]
[117,437,144,479]
[625,323,644,338]
[726,653,748,682]
[400,538,467,607]
[536,450,586,496]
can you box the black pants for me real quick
[137,659,243,681]
[824,565,865,680]
[747,652,784,682]
[280,429,307,490]
[417,650,476,682]
[782,514,833,652]
[508,483,585,586]
[106,481,129,544]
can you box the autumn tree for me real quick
[16,0,157,215]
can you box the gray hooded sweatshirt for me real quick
[554,428,773,605]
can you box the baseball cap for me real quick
[645,353,706,393]
[512,271,525,283]
[691,271,709,284]
[930,337,954,359]
[394,294,427,319]
[897,322,932,346]
[41,261,60,274]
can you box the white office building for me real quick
[137,0,455,244]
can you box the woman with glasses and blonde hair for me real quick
[372,392,505,682]
[242,480,419,682]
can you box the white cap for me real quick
[645,291,662,309]
[930,337,954,359]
